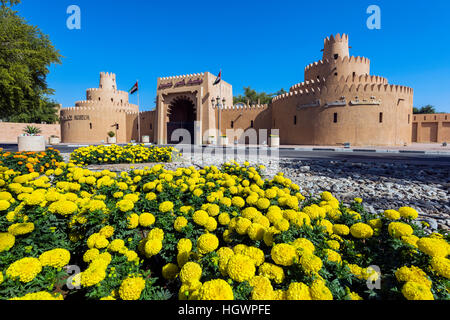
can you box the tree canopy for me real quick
[0,0,62,123]
[233,87,287,105]
[413,105,437,114]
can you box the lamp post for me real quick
[212,96,226,144]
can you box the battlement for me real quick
[158,73,205,81]
[273,83,413,102]
[305,56,370,72]
[99,71,117,90]
[324,33,349,47]
[61,106,139,114]
[214,104,270,111]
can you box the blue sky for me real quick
[15,0,450,112]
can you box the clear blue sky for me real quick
[15,0,450,113]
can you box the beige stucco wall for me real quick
[412,114,450,143]
[0,122,61,144]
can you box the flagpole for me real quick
[137,80,141,143]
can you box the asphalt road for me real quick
[2,144,450,166]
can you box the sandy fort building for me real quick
[60,72,140,144]
[61,34,422,146]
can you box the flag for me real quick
[213,71,221,86]
[129,81,138,94]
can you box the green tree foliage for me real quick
[233,87,287,105]
[413,105,437,114]
[0,1,62,123]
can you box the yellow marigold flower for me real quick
[235,217,252,235]
[388,222,414,239]
[6,257,42,283]
[197,233,219,254]
[395,266,432,288]
[347,291,363,300]
[180,262,202,285]
[206,204,220,217]
[242,207,258,220]
[249,275,274,300]
[271,243,298,266]
[256,198,270,210]
[258,263,285,284]
[39,248,70,268]
[321,191,335,202]
[300,253,323,274]
[332,224,350,236]
[417,237,449,257]
[144,239,163,257]
[242,246,265,266]
[119,276,146,300]
[310,279,333,300]
[162,263,180,280]
[368,219,382,229]
[292,238,315,255]
[0,233,15,252]
[139,212,156,227]
[9,291,63,300]
[8,222,34,236]
[247,223,266,241]
[401,235,420,248]
[159,201,174,213]
[326,240,340,251]
[198,279,234,300]
[286,282,311,300]
[398,207,419,220]
[401,281,434,300]
[193,210,209,226]
[125,250,138,262]
[0,199,11,211]
[127,213,139,229]
[324,249,342,264]
[116,199,134,212]
[226,254,256,282]
[177,238,193,253]
[99,226,115,238]
[94,235,109,249]
[83,248,100,263]
[174,216,188,231]
[350,223,374,239]
[231,196,245,208]
[274,218,290,232]
[384,209,401,220]
[218,212,230,225]
[145,192,156,201]
[430,257,450,279]
[205,217,217,232]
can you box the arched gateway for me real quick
[167,95,196,144]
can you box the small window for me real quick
[231,121,234,129]
[424,116,427,121]
[334,72,338,76]
[414,116,416,121]
[294,116,297,125]
[446,116,448,120]
[250,120,254,128]
[89,123,92,129]
[379,112,383,123]
[150,123,152,130]
[98,97,101,101]
[111,98,114,103]
[333,113,338,123]
[353,72,356,77]
[434,116,437,120]
[334,54,339,59]
[408,114,410,124]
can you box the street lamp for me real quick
[212,96,226,144]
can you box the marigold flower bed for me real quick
[0,148,63,175]
[0,160,449,300]
[69,144,180,166]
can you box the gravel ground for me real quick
[63,152,450,231]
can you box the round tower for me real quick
[322,33,349,61]
[99,72,117,90]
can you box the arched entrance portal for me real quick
[167,96,196,144]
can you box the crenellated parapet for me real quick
[215,104,270,111]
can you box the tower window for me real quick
[353,72,356,77]
[333,113,338,123]
[294,116,297,125]
[250,120,254,128]
[334,54,339,59]
[379,112,383,123]
[150,123,152,130]
[98,97,101,101]
[231,121,234,128]
[111,98,114,102]
[89,123,92,129]
[408,114,410,124]
[334,72,338,76]
[424,116,426,121]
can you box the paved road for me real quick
[2,144,450,166]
